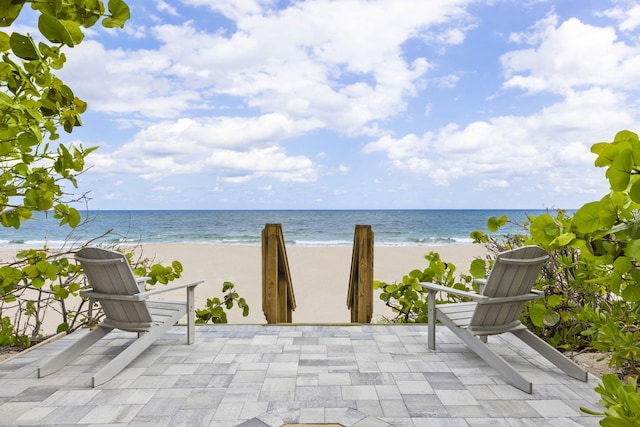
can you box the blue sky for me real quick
[14,0,640,210]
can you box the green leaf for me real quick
[38,14,75,46]
[0,2,24,27]
[621,282,640,302]
[606,148,633,191]
[487,216,507,232]
[528,303,548,328]
[624,241,640,261]
[573,202,602,234]
[9,32,39,60]
[547,294,563,308]
[0,31,9,51]
[469,259,486,279]
[103,0,130,28]
[56,322,69,334]
[543,310,560,327]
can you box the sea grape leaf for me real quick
[624,240,640,261]
[38,13,74,46]
[102,0,130,28]
[0,2,24,27]
[573,202,602,234]
[621,282,640,302]
[469,259,486,279]
[530,214,558,246]
[9,32,38,60]
[605,148,633,191]
[593,142,617,167]
[528,302,547,328]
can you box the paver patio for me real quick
[0,324,603,426]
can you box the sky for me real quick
[12,0,640,210]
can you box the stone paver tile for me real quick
[396,380,434,395]
[212,401,244,421]
[357,400,383,417]
[466,419,513,427]
[208,373,234,387]
[42,389,101,406]
[298,407,325,423]
[377,361,410,372]
[78,404,144,424]
[295,373,320,386]
[223,382,262,402]
[239,401,270,420]
[526,399,580,417]
[182,388,225,409]
[380,399,409,417]
[234,370,267,383]
[163,363,199,375]
[375,384,402,400]
[435,389,478,406]
[403,394,449,417]
[138,397,187,417]
[11,386,59,402]
[341,385,378,400]
[482,400,541,418]
[266,362,298,377]
[167,408,216,427]
[294,385,342,401]
[412,418,470,426]
[15,405,56,424]
[317,372,350,385]
[128,374,179,388]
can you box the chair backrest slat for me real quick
[469,246,548,332]
[76,247,153,328]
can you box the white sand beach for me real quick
[104,243,488,324]
[0,243,488,331]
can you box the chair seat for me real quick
[103,300,187,332]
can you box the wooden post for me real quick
[347,225,374,323]
[262,223,295,323]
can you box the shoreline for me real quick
[0,243,489,330]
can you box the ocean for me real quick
[0,209,553,248]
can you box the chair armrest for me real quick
[79,290,145,302]
[419,282,487,302]
[80,280,204,301]
[143,280,204,298]
[420,282,544,305]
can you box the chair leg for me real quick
[438,315,533,393]
[92,308,185,387]
[427,290,437,350]
[187,285,195,345]
[39,325,113,378]
[512,328,588,382]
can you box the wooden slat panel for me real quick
[470,246,547,330]
[77,248,153,327]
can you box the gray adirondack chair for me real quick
[38,247,203,387]
[421,245,588,393]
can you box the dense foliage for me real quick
[0,0,130,228]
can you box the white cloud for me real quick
[601,2,640,32]
[86,115,319,183]
[155,0,179,16]
[501,14,640,94]
[363,87,635,191]
[62,0,476,135]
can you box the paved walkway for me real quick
[0,325,602,426]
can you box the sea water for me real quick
[0,209,555,248]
